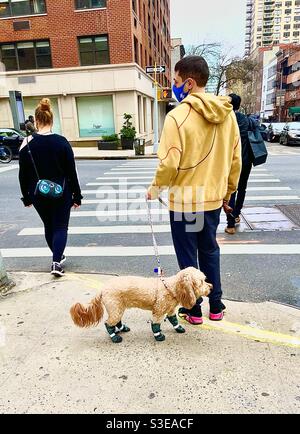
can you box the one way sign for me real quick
[146,65,166,74]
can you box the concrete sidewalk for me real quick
[0,271,300,414]
[73,145,156,160]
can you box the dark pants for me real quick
[227,163,252,228]
[33,195,72,263]
[170,208,222,310]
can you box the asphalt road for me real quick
[1,143,300,307]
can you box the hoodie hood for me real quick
[182,93,233,124]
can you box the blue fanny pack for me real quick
[28,138,65,200]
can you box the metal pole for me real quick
[153,62,159,154]
[278,71,283,122]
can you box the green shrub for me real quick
[101,134,119,142]
[120,113,136,139]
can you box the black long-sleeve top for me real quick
[19,133,83,207]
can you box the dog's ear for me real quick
[189,268,212,298]
[175,268,197,309]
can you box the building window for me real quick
[137,95,142,133]
[75,0,106,10]
[78,35,109,66]
[143,97,147,133]
[0,40,51,71]
[133,36,139,64]
[0,0,46,18]
[76,95,115,138]
[24,97,61,134]
[132,0,137,13]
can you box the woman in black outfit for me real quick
[19,98,82,277]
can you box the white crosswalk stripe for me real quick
[266,144,300,156]
[0,164,18,174]
[87,179,281,186]
[3,244,300,259]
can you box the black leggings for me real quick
[227,163,252,228]
[33,195,72,263]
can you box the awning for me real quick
[288,107,300,114]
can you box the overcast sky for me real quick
[170,0,247,57]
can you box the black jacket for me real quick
[19,133,83,206]
[235,111,254,165]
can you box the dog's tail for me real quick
[70,294,104,328]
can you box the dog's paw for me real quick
[154,333,166,342]
[175,325,186,334]
[111,335,123,343]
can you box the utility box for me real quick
[9,90,26,131]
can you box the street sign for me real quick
[146,65,166,74]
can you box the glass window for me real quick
[35,41,51,68]
[17,41,35,69]
[79,35,109,65]
[0,40,51,71]
[0,44,17,70]
[75,0,106,9]
[11,0,31,16]
[0,0,46,17]
[0,1,10,17]
[24,97,61,134]
[76,96,115,138]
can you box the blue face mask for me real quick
[172,80,190,103]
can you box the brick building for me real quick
[0,0,171,145]
[259,44,300,121]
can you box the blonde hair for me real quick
[35,98,53,126]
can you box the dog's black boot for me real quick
[115,321,131,333]
[105,323,123,343]
[167,315,186,333]
[151,323,165,342]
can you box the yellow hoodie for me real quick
[149,92,242,212]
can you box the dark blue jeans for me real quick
[33,194,72,263]
[170,208,222,310]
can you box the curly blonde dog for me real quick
[70,267,212,343]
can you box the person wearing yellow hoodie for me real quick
[147,56,241,323]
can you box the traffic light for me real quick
[159,88,172,101]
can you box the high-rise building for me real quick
[245,0,300,56]
[0,0,171,145]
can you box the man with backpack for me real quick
[225,94,257,234]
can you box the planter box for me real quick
[121,137,134,150]
[97,141,119,150]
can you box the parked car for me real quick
[0,128,26,157]
[266,123,286,142]
[279,122,300,146]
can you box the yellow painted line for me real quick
[183,319,300,348]
[65,273,105,290]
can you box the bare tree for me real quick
[185,42,221,59]
[185,43,257,96]
[210,52,258,96]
